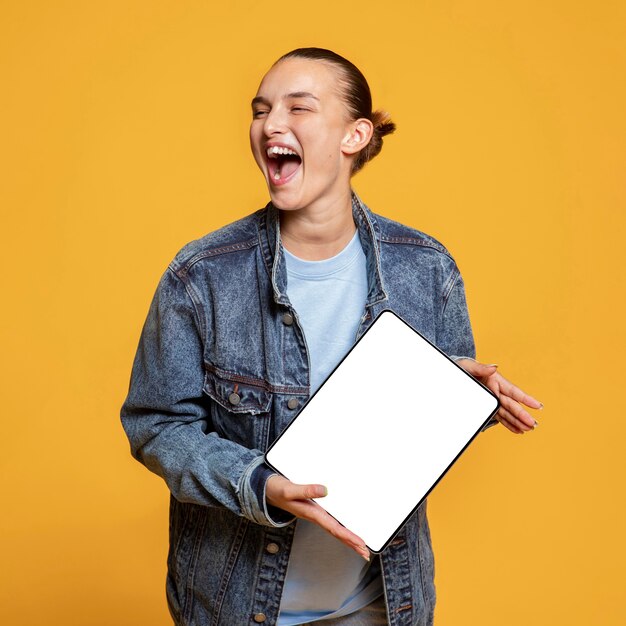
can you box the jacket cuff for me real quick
[237,455,296,527]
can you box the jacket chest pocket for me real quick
[202,366,273,450]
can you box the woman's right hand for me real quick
[265,474,371,561]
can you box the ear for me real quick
[341,118,374,156]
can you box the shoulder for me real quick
[167,208,264,276]
[373,212,450,255]
[372,211,459,271]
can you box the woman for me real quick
[121,48,542,626]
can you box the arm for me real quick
[120,266,294,527]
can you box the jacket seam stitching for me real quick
[172,500,191,567]
[211,517,249,626]
[176,238,258,276]
[378,555,394,626]
[416,511,429,623]
[380,234,453,258]
[257,222,274,284]
[166,267,208,340]
[353,199,388,303]
[182,510,207,623]
[441,266,460,315]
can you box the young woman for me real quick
[121,47,542,626]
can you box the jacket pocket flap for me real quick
[203,368,272,415]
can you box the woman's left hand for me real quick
[454,359,543,434]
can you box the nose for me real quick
[263,106,288,137]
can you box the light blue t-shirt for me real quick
[277,229,384,626]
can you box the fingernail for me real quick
[319,486,328,497]
[487,363,498,367]
[539,403,544,410]
[354,545,370,560]
[533,420,539,428]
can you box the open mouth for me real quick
[266,146,302,186]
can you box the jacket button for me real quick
[282,312,294,325]
[253,613,267,623]
[228,392,241,405]
[265,542,280,554]
[287,397,299,410]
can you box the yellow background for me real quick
[1,1,624,624]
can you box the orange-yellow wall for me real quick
[1,1,624,624]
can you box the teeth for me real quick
[266,145,299,158]
[274,171,281,180]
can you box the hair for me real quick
[274,47,396,176]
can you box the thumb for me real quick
[294,483,328,499]
[475,362,498,375]
[458,359,498,375]
[309,484,329,498]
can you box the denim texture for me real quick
[120,189,495,626]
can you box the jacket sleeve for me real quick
[438,267,498,432]
[120,266,295,526]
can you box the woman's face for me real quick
[249,58,356,212]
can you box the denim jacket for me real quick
[120,189,494,626]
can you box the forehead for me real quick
[255,58,340,100]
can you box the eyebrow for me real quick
[251,92,320,107]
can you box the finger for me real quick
[303,502,366,549]
[499,393,537,430]
[496,403,528,434]
[493,373,543,410]
[265,475,325,503]
[493,409,523,434]
[281,481,328,501]
[314,514,370,560]
[456,359,498,377]
[288,499,370,560]
[265,478,328,513]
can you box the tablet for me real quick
[264,309,499,553]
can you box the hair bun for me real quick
[357,109,396,173]
[371,109,396,138]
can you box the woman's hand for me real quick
[265,474,371,561]
[454,359,543,434]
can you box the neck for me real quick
[278,189,356,261]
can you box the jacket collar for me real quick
[259,189,388,307]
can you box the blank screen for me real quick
[265,309,499,553]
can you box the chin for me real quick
[267,188,305,211]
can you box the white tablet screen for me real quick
[265,309,499,553]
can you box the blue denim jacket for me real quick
[120,190,494,626]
